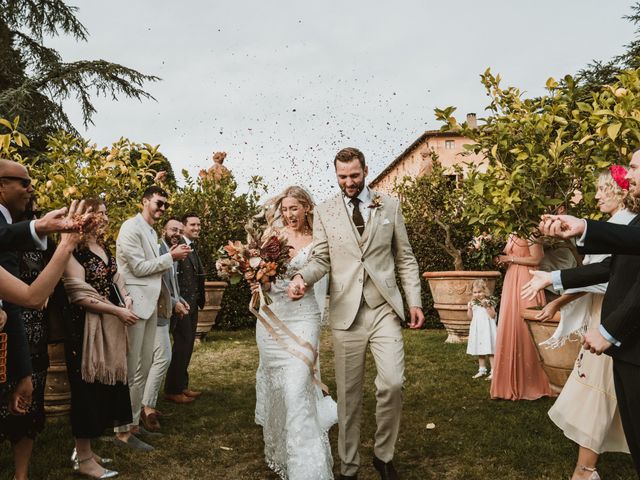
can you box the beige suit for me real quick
[298,190,422,476]
[115,213,173,431]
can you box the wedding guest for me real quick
[0,158,89,480]
[490,235,554,400]
[524,166,638,479]
[141,218,190,429]
[165,213,204,403]
[114,186,190,450]
[466,279,497,379]
[0,203,52,480]
[62,198,135,478]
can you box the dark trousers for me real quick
[165,307,198,395]
[613,358,640,476]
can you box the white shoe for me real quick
[472,368,487,379]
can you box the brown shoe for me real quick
[164,393,195,404]
[141,408,161,431]
[182,389,202,398]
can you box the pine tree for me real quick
[0,0,159,151]
[576,2,640,88]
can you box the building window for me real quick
[445,140,455,149]
[445,174,459,188]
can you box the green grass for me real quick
[1,328,636,479]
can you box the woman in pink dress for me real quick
[490,235,555,400]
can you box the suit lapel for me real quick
[137,215,158,257]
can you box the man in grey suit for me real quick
[114,186,191,451]
[141,217,190,431]
[289,148,425,480]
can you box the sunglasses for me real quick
[0,176,31,188]
[155,200,170,210]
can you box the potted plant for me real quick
[396,156,502,343]
[435,68,640,385]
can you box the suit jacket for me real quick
[177,237,205,311]
[116,213,174,320]
[0,214,39,380]
[561,216,640,365]
[157,241,185,325]
[297,191,422,330]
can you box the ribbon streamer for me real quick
[249,289,329,394]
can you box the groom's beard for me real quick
[341,180,365,199]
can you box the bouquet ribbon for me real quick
[249,288,329,394]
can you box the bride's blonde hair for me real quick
[263,186,315,232]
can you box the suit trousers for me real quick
[332,301,405,476]
[142,323,172,409]
[115,311,157,432]
[165,307,198,394]
[612,358,640,475]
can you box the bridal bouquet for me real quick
[215,218,291,304]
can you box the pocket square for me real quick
[382,218,391,225]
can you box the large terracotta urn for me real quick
[44,343,71,416]
[522,308,581,393]
[423,271,501,343]
[195,281,228,342]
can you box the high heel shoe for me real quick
[72,456,119,479]
[71,448,114,467]
[579,465,601,480]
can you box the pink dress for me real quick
[490,236,555,400]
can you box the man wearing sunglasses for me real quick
[0,159,87,476]
[114,186,191,452]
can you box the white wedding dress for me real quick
[255,244,337,480]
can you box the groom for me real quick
[288,147,424,480]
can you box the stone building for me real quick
[369,113,486,194]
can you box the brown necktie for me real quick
[350,197,365,235]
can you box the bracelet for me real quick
[511,256,515,264]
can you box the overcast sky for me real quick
[47,0,636,201]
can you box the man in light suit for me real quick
[289,147,425,480]
[141,217,190,431]
[114,186,191,451]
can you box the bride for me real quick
[252,186,337,480]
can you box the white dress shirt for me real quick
[0,203,47,250]
[343,187,372,225]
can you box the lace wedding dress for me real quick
[255,244,337,479]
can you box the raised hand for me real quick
[538,214,585,239]
[521,270,552,301]
[170,243,191,261]
[535,302,559,323]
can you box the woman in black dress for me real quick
[64,199,137,479]
[0,248,49,479]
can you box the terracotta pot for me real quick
[423,271,501,343]
[44,343,71,416]
[522,307,581,393]
[195,281,228,342]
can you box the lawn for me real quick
[0,328,636,479]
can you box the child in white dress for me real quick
[466,279,498,379]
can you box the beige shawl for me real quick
[63,277,128,385]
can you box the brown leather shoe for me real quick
[164,393,195,404]
[373,456,399,480]
[141,408,161,431]
[182,389,202,398]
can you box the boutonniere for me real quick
[368,194,383,210]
